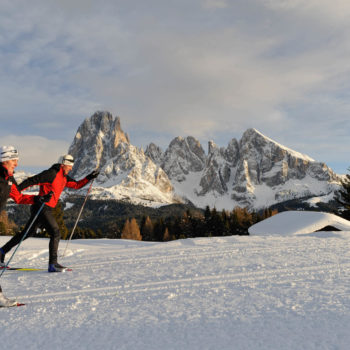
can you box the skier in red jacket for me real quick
[0,146,51,307]
[0,154,98,273]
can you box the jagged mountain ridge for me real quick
[68,112,176,206]
[67,111,341,210]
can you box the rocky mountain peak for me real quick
[65,111,341,210]
[67,112,176,205]
[69,111,130,178]
[161,136,206,182]
[145,143,164,165]
[208,140,219,155]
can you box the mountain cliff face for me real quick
[68,112,130,179]
[68,112,176,206]
[66,111,341,209]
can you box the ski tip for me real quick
[0,302,25,308]
[61,268,73,273]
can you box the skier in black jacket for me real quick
[0,146,51,307]
[0,154,98,273]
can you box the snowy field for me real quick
[1,231,350,350]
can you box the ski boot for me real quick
[48,263,67,273]
[0,248,5,268]
[0,292,17,307]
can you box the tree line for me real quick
[0,203,278,241]
[119,206,278,242]
[2,168,350,241]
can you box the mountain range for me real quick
[65,111,341,211]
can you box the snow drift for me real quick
[248,211,350,236]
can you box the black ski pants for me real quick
[1,204,61,265]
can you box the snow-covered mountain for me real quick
[67,111,341,210]
[68,112,177,206]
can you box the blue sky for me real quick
[1,0,350,174]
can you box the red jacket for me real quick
[18,164,89,208]
[0,164,34,212]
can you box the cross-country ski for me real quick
[0,266,72,272]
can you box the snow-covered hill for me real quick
[64,111,341,210]
[249,211,350,235]
[2,231,350,349]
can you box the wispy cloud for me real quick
[0,134,69,168]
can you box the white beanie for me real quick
[0,145,19,162]
[61,154,74,166]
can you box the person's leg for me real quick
[40,207,61,265]
[1,205,40,257]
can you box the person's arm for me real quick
[9,184,34,205]
[65,176,89,189]
[65,170,99,189]
[17,166,58,191]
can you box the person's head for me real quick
[61,154,74,175]
[0,146,19,175]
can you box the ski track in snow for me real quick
[1,233,350,350]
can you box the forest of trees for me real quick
[3,167,349,242]
[110,206,278,242]
[1,202,278,242]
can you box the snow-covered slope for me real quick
[2,232,350,349]
[249,211,350,235]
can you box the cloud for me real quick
[0,135,70,169]
[1,0,350,173]
[202,0,229,9]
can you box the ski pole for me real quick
[0,201,46,279]
[61,178,95,258]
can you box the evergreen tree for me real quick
[180,212,193,238]
[153,218,166,241]
[141,216,154,241]
[221,210,230,236]
[337,169,350,220]
[96,229,103,238]
[171,217,182,240]
[210,207,225,236]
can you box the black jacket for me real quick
[0,165,18,212]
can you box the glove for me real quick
[34,191,53,205]
[86,170,99,181]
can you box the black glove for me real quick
[86,170,99,181]
[34,191,53,205]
